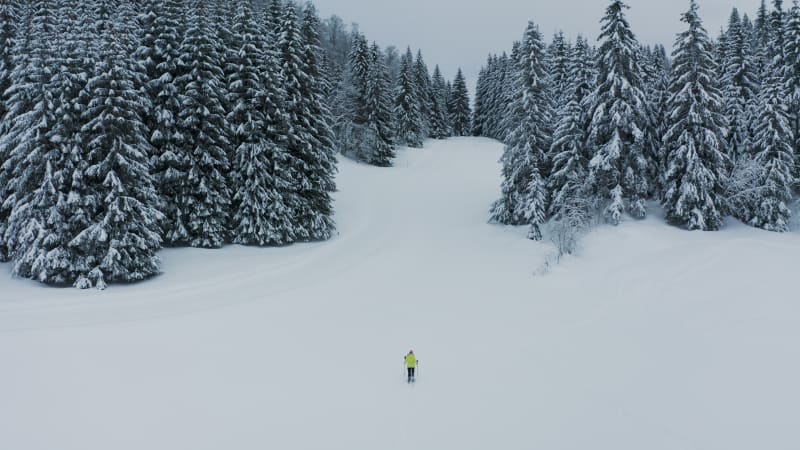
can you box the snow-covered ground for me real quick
[1,137,799,450]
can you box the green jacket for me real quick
[405,353,417,368]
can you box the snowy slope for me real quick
[1,137,798,450]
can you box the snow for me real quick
[1,137,799,450]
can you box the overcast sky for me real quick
[310,0,764,90]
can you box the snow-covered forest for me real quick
[0,0,471,289]
[476,0,800,239]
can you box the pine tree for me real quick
[744,29,796,231]
[0,0,60,266]
[299,2,337,196]
[647,44,672,192]
[72,10,163,289]
[413,50,434,138]
[134,0,186,244]
[784,0,800,176]
[722,8,760,161]
[661,0,729,231]
[362,42,396,166]
[175,0,232,248]
[277,0,336,241]
[548,31,572,107]
[225,0,275,245]
[756,0,771,51]
[472,64,488,136]
[448,68,472,136]
[490,22,550,240]
[585,0,652,224]
[394,48,424,148]
[0,0,22,261]
[0,0,20,126]
[548,96,589,221]
[549,35,595,220]
[429,65,451,139]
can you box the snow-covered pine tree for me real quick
[264,0,283,37]
[277,0,336,241]
[756,0,772,51]
[479,55,508,140]
[661,0,729,231]
[1,0,64,277]
[548,93,590,222]
[134,0,186,244]
[429,65,451,139]
[547,31,572,108]
[784,1,800,176]
[585,0,652,224]
[722,8,760,162]
[741,73,796,231]
[0,0,20,126]
[362,42,396,166]
[175,0,232,248]
[569,35,597,117]
[72,8,163,289]
[497,41,522,144]
[489,21,550,240]
[448,68,472,136]
[394,47,424,148]
[548,34,595,220]
[338,32,370,159]
[299,2,337,193]
[472,64,488,137]
[413,50,434,138]
[0,0,22,261]
[769,0,787,64]
[226,0,273,245]
[742,9,796,231]
[647,44,672,193]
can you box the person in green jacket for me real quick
[404,349,417,382]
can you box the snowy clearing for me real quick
[1,137,799,450]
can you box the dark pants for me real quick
[407,367,415,379]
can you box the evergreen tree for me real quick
[225,0,281,245]
[784,0,800,175]
[585,0,652,224]
[743,36,796,230]
[72,10,163,289]
[548,31,572,107]
[299,2,338,191]
[661,0,729,231]
[175,0,232,248]
[549,35,595,220]
[134,0,186,243]
[647,44,672,192]
[0,0,20,126]
[362,42,396,166]
[277,0,336,241]
[0,0,59,265]
[0,0,22,261]
[448,68,472,136]
[2,0,64,275]
[756,0,771,50]
[394,48,424,148]
[489,22,550,240]
[429,65,451,139]
[472,64,488,136]
[413,50,434,137]
[722,8,760,161]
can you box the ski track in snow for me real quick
[1,137,799,450]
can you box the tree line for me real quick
[474,0,800,239]
[0,0,469,289]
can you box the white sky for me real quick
[310,0,765,90]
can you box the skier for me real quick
[404,349,417,383]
